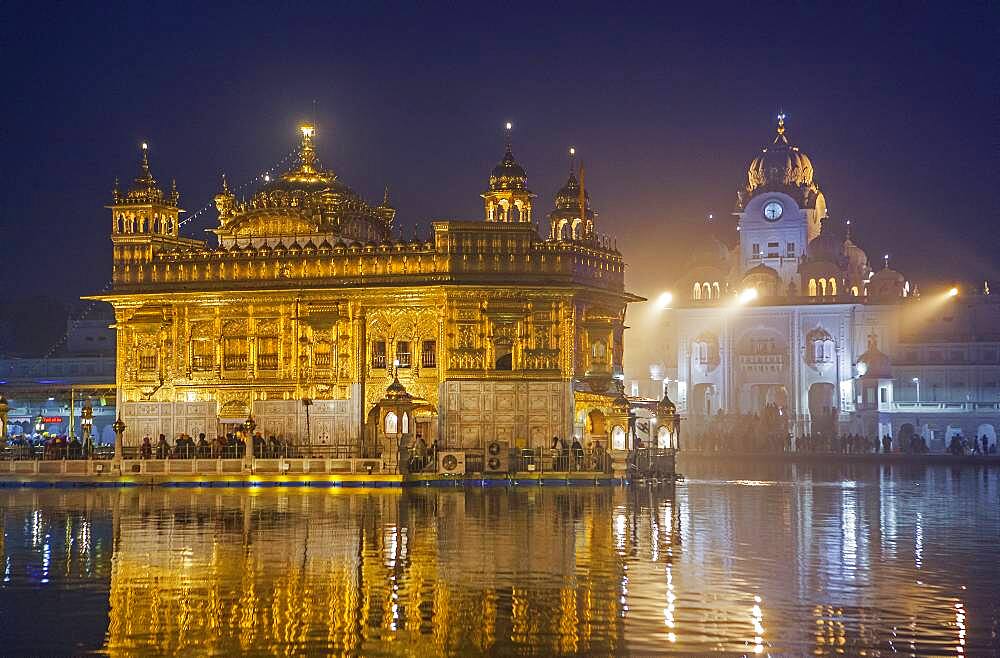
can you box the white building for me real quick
[658,117,1000,450]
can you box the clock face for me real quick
[763,201,783,221]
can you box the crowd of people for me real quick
[4,434,94,460]
[689,407,998,456]
[136,432,294,459]
[946,434,997,456]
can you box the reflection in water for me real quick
[0,461,997,655]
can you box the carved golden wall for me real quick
[110,285,625,448]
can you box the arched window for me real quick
[384,412,398,434]
[818,278,827,296]
[713,282,721,299]
[702,282,711,299]
[828,278,837,296]
[851,286,859,297]
[401,412,409,434]
[808,278,817,296]
[823,340,835,362]
[814,341,824,362]
[692,282,702,300]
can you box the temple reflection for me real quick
[98,487,665,655]
[1,462,997,655]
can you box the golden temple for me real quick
[92,124,639,457]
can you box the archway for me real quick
[587,409,607,436]
[898,423,915,451]
[808,382,836,416]
[691,383,715,415]
[976,424,996,453]
[749,384,788,414]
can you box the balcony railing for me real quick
[191,355,214,371]
[314,353,332,367]
[257,354,279,370]
[139,356,157,371]
[224,355,248,369]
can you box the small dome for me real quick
[742,263,780,297]
[844,239,867,267]
[744,263,780,280]
[806,217,846,263]
[869,266,906,300]
[871,266,904,285]
[857,334,891,378]
[553,171,589,209]
[385,375,412,400]
[657,392,677,416]
[489,145,528,191]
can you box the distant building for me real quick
[658,117,1000,450]
[0,307,117,440]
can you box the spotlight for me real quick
[738,288,758,304]
[948,287,959,297]
[655,292,673,310]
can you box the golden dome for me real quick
[739,115,821,209]
[489,145,530,192]
[214,125,392,244]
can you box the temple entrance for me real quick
[976,424,996,453]
[748,384,788,414]
[808,383,836,417]
[691,383,716,416]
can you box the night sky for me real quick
[2,2,996,367]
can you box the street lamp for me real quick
[112,415,126,464]
[0,396,8,448]
[912,377,920,402]
[81,399,94,457]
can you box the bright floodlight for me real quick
[738,288,758,304]
[655,291,673,310]
[948,287,959,297]
[912,377,920,383]
[505,121,512,130]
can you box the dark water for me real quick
[0,460,998,656]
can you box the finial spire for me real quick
[568,146,576,174]
[298,124,317,173]
[776,112,786,136]
[383,185,391,206]
[220,173,230,194]
[138,141,152,178]
[504,121,513,151]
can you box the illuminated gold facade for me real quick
[94,125,638,451]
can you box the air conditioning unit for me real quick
[438,451,466,476]
[484,441,509,474]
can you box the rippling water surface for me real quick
[1,460,998,655]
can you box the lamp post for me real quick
[112,415,126,466]
[0,396,8,449]
[912,377,920,403]
[81,399,94,457]
[244,415,256,467]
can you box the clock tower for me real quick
[736,115,827,291]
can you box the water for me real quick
[0,460,998,656]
